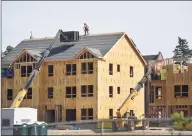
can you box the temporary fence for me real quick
[2,117,192,135]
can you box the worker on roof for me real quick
[83,23,89,35]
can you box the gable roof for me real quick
[2,32,124,64]
[143,55,158,61]
[124,34,147,66]
[11,49,41,63]
[2,31,146,66]
[143,52,163,62]
[74,47,103,59]
[87,47,103,58]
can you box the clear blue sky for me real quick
[2,1,192,58]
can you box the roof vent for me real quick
[60,31,79,42]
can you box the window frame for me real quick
[88,62,93,74]
[81,85,93,97]
[174,85,188,97]
[109,63,113,75]
[117,87,120,94]
[24,87,32,99]
[48,87,53,99]
[155,87,162,99]
[81,62,93,74]
[48,65,54,77]
[21,66,26,77]
[81,108,93,120]
[81,63,87,74]
[117,64,120,72]
[7,89,13,100]
[66,86,76,98]
[66,64,76,76]
[130,66,134,77]
[81,85,87,97]
[88,85,93,97]
[26,65,32,77]
[109,86,113,97]
[130,88,134,94]
[109,109,113,119]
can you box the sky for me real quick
[2,1,192,58]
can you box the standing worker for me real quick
[83,23,89,35]
[8,64,13,74]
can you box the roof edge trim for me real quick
[124,34,147,66]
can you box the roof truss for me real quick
[12,49,39,63]
[74,48,97,59]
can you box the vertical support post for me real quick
[44,110,46,122]
[55,105,57,122]
[101,121,104,135]
[55,104,58,122]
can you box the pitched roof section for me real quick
[26,49,42,59]
[11,49,41,63]
[124,34,147,66]
[2,32,124,64]
[143,55,158,61]
[143,52,163,62]
[74,47,103,59]
[87,47,103,58]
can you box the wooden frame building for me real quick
[1,31,146,122]
[147,59,192,118]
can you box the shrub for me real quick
[171,111,184,122]
[171,112,192,131]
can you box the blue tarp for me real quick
[1,67,14,78]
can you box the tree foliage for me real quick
[6,45,14,52]
[173,37,192,58]
[1,45,14,58]
[171,111,192,131]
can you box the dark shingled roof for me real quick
[142,55,158,61]
[2,32,124,64]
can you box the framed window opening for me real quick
[66,86,76,98]
[48,65,54,76]
[66,64,76,75]
[48,87,53,99]
[7,89,13,100]
[109,86,113,97]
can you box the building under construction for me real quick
[147,58,192,118]
[1,31,147,122]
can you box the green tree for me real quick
[6,45,14,53]
[2,45,14,58]
[173,37,191,58]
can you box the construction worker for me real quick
[8,64,13,74]
[83,23,89,35]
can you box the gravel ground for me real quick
[48,127,192,135]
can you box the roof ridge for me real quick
[23,32,125,41]
[84,32,125,36]
[23,37,54,41]
[143,54,157,56]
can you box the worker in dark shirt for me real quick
[83,23,89,35]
